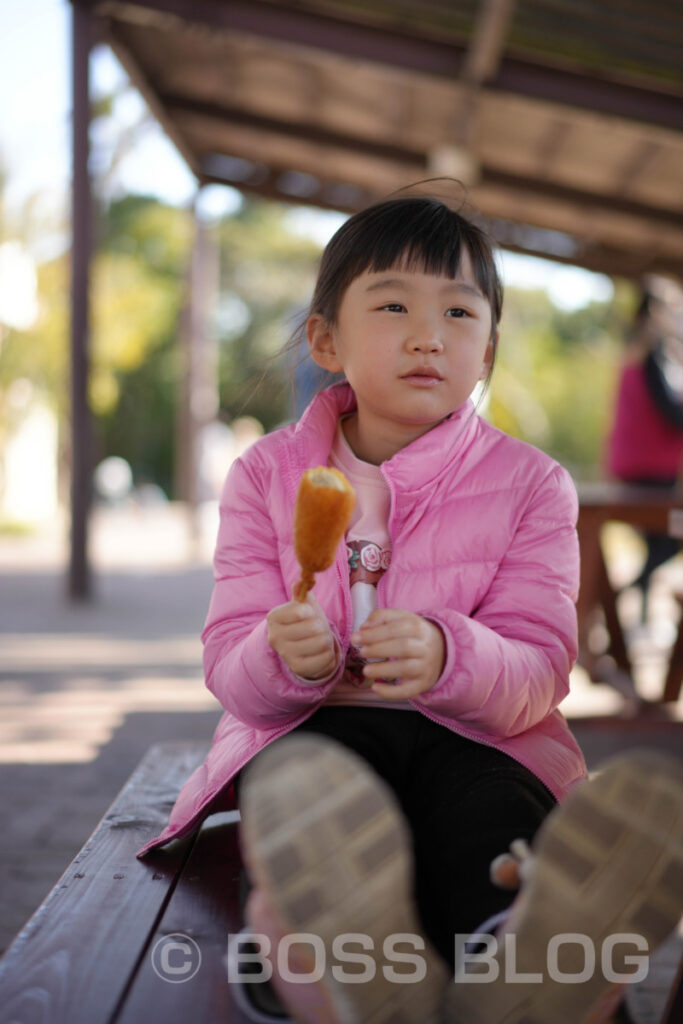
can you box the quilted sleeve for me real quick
[201,451,344,729]
[415,463,579,737]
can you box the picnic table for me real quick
[0,742,251,1024]
[576,482,683,702]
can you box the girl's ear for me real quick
[479,331,498,379]
[307,314,344,373]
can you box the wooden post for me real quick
[68,0,94,599]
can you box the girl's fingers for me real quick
[272,602,315,625]
[299,634,336,657]
[296,651,336,673]
[370,678,429,699]
[281,630,334,659]
[354,625,419,654]
[360,657,419,681]
[358,637,422,661]
[281,619,328,642]
[353,610,425,645]
[362,608,411,625]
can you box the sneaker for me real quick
[226,927,291,1022]
[447,750,683,1024]
[237,734,448,1024]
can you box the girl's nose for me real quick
[408,327,444,354]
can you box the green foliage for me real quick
[91,246,182,415]
[96,195,322,491]
[1,255,70,425]
[488,287,628,476]
[93,196,191,489]
[213,200,320,429]
[96,332,178,497]
[101,194,192,275]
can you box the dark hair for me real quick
[306,195,502,392]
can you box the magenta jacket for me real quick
[137,383,586,858]
[607,361,683,481]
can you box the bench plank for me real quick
[0,741,208,1024]
[114,810,249,1023]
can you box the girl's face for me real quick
[307,249,496,464]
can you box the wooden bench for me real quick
[0,742,250,1024]
[2,741,682,1024]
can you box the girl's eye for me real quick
[377,303,470,316]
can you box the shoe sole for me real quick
[447,750,683,1024]
[239,734,448,1024]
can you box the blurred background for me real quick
[1,3,682,1002]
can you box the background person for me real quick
[606,279,683,620]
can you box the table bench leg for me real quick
[662,594,683,703]
[596,549,632,674]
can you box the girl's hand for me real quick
[267,593,340,682]
[351,609,446,700]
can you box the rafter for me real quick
[160,93,682,232]
[91,0,683,131]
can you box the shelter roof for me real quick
[81,0,683,278]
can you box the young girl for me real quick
[136,194,682,1022]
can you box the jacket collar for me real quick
[293,382,480,493]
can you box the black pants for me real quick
[239,706,556,970]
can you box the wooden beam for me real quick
[480,167,683,230]
[196,167,683,279]
[162,94,427,166]
[491,57,682,133]
[103,20,202,177]
[165,94,682,232]
[199,162,377,214]
[614,140,662,194]
[533,119,570,175]
[197,155,683,278]
[195,153,683,279]
[461,0,516,85]
[88,0,683,131]
[453,0,516,151]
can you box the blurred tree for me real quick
[93,196,192,496]
[488,284,633,477]
[96,195,322,494]
[0,156,68,472]
[213,200,321,428]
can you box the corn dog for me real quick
[293,467,355,601]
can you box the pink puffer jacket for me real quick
[137,383,586,858]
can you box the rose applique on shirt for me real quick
[347,540,392,585]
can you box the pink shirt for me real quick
[326,419,413,708]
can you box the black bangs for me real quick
[349,199,467,281]
[313,196,503,330]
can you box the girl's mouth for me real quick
[401,370,443,387]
